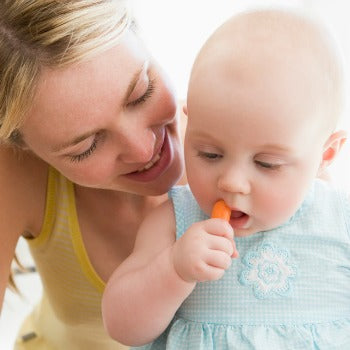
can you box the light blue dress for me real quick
[134,180,350,349]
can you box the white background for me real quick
[1,1,350,349]
[132,0,350,189]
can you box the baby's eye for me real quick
[197,151,222,160]
[255,160,281,170]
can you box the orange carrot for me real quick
[211,200,231,221]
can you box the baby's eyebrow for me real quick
[260,143,291,153]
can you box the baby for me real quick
[102,8,350,349]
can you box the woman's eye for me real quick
[69,135,99,163]
[255,160,281,170]
[127,78,155,107]
[197,151,222,160]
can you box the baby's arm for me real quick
[102,199,236,346]
[102,200,194,346]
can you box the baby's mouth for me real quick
[230,210,249,229]
[231,210,246,218]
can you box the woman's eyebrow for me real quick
[51,130,97,153]
[123,60,149,104]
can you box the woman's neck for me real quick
[73,185,169,281]
[74,185,167,217]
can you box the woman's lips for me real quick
[123,130,172,182]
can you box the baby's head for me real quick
[184,8,347,236]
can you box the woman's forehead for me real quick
[36,35,145,103]
[22,32,150,136]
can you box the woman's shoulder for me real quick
[0,146,49,237]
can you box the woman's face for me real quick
[20,30,184,196]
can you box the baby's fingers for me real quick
[230,240,239,259]
[208,234,235,257]
[206,250,232,270]
[203,219,238,258]
[193,261,227,282]
[204,218,234,241]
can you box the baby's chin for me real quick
[234,216,294,237]
[233,228,256,238]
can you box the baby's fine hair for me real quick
[191,7,346,132]
[0,0,131,143]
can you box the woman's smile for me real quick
[124,129,172,182]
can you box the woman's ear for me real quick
[319,130,347,172]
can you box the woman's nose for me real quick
[217,167,251,195]
[116,128,156,164]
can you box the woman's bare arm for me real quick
[0,147,47,310]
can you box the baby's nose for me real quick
[217,168,250,195]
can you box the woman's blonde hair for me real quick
[0,0,132,290]
[0,0,131,144]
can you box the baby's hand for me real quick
[172,219,238,283]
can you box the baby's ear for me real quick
[319,130,347,170]
[182,103,188,117]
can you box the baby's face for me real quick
[185,52,328,237]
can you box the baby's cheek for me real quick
[261,191,300,227]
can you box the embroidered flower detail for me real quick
[239,242,297,299]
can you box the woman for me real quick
[0,1,185,349]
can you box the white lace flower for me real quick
[239,242,297,299]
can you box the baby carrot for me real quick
[211,200,238,258]
[211,200,231,221]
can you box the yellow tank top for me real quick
[15,167,128,350]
